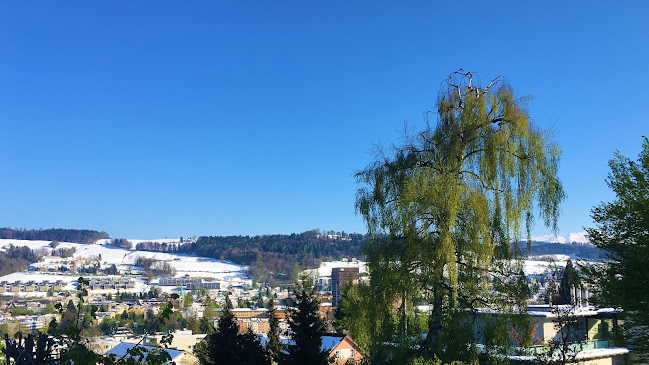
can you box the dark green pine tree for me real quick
[584,137,649,361]
[199,296,270,365]
[239,328,271,365]
[557,259,581,305]
[281,280,330,365]
[201,297,240,364]
[267,300,282,363]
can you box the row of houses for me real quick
[29,256,96,273]
[95,328,363,365]
[88,277,136,290]
[159,277,220,290]
[0,280,65,293]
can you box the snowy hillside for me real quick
[95,238,180,249]
[531,231,590,244]
[0,239,247,281]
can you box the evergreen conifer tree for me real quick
[199,297,270,365]
[202,297,239,364]
[239,328,271,365]
[266,300,282,364]
[584,137,649,361]
[282,280,329,365]
[557,259,580,305]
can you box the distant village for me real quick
[0,238,369,364]
[0,236,627,364]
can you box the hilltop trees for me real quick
[110,239,132,250]
[354,70,564,362]
[585,137,649,361]
[0,228,109,244]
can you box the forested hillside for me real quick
[0,228,109,244]
[525,242,604,260]
[139,230,367,284]
[0,245,39,276]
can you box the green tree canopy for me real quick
[585,137,649,361]
[354,70,564,362]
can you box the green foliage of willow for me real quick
[353,70,564,363]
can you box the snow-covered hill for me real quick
[531,231,590,244]
[0,239,247,282]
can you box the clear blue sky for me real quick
[1,1,647,239]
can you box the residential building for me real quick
[483,305,629,365]
[105,343,198,365]
[324,334,364,364]
[331,267,359,307]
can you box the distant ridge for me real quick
[0,228,110,244]
[523,242,604,261]
[530,231,590,245]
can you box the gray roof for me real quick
[105,343,183,361]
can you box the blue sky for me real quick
[1,1,647,239]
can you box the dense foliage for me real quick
[352,70,564,363]
[198,297,270,365]
[134,257,176,278]
[0,228,109,244]
[282,280,330,365]
[585,137,649,361]
[109,238,132,250]
[0,245,39,276]
[135,241,180,252]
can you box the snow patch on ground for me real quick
[523,259,569,276]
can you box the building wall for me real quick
[237,319,270,334]
[331,267,359,307]
[232,308,267,319]
[330,337,363,365]
[581,354,627,365]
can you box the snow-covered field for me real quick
[307,260,368,278]
[523,255,571,276]
[0,239,248,290]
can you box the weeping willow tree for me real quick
[354,70,564,363]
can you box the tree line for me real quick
[0,245,39,276]
[0,228,109,244]
[136,230,367,284]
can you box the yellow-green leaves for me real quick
[355,70,564,361]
